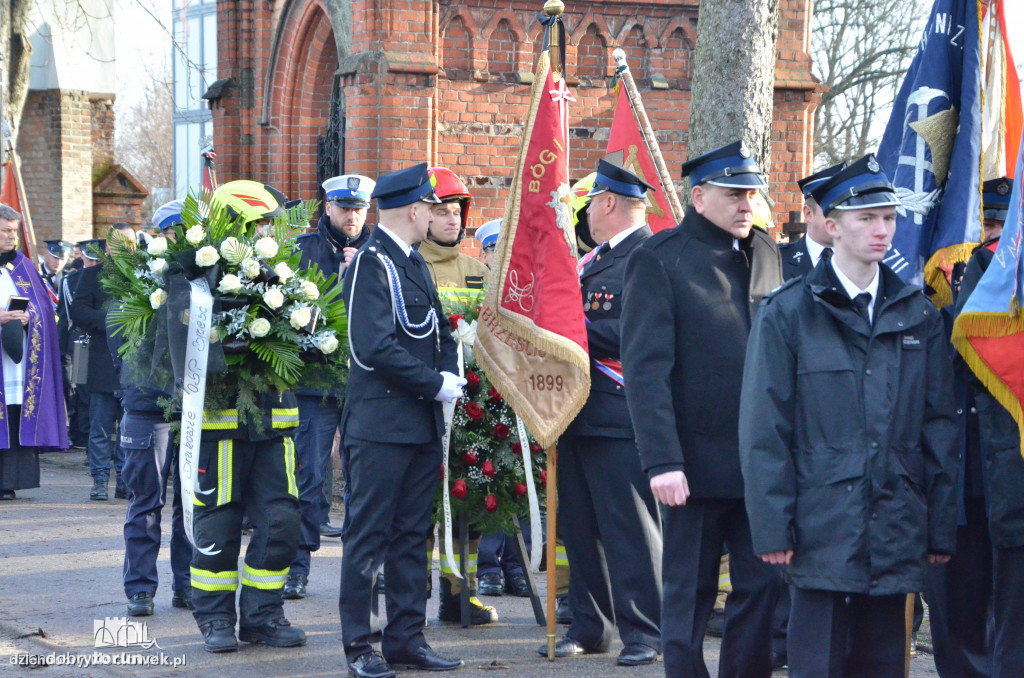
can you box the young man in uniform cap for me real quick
[738,154,958,677]
[620,140,784,677]
[151,199,184,238]
[339,163,464,677]
[938,174,1023,677]
[474,219,500,270]
[544,159,662,666]
[40,240,71,294]
[779,162,846,281]
[284,173,376,601]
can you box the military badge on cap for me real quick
[324,174,376,209]
[681,140,768,190]
[982,176,1013,221]
[810,153,900,215]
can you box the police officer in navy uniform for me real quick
[620,141,784,677]
[739,155,958,678]
[779,162,846,280]
[284,173,376,600]
[544,160,662,667]
[339,163,464,678]
[936,175,1019,677]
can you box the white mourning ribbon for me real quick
[179,278,220,555]
[440,340,465,579]
[516,414,543,572]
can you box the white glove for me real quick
[435,371,467,402]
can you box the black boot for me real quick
[90,480,107,501]
[200,619,238,653]
[437,578,498,624]
[283,572,307,600]
[239,617,306,647]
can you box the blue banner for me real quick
[876,0,982,282]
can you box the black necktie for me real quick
[583,242,610,277]
[821,247,833,261]
[852,291,872,326]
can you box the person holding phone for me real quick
[0,204,69,500]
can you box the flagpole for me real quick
[611,49,684,223]
[2,121,39,263]
[542,0,564,662]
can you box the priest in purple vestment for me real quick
[0,204,69,499]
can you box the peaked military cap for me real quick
[44,239,72,258]
[371,163,441,210]
[983,177,1013,221]
[810,154,899,215]
[476,219,501,249]
[151,199,184,232]
[78,239,107,260]
[586,159,656,199]
[681,140,767,190]
[797,161,847,199]
[323,174,376,209]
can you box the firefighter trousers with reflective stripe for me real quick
[190,435,300,627]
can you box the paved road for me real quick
[0,451,939,677]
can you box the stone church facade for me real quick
[212,0,820,247]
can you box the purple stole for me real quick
[0,252,69,450]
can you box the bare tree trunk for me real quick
[687,0,780,188]
[3,0,33,142]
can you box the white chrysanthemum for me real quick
[289,306,312,330]
[219,236,253,265]
[217,274,243,294]
[196,245,220,267]
[300,280,320,300]
[274,262,294,282]
[210,326,222,343]
[318,333,339,354]
[147,237,168,256]
[254,237,279,259]
[185,225,206,245]
[263,287,285,310]
[240,258,261,279]
[147,257,167,275]
[149,289,167,309]
[249,317,271,337]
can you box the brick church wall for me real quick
[213,0,821,244]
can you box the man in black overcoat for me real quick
[620,140,784,677]
[338,164,464,678]
[543,160,661,667]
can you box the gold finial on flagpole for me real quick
[543,0,564,16]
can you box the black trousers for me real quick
[788,589,905,678]
[190,436,300,627]
[339,437,440,662]
[557,434,662,651]
[661,498,781,678]
[993,544,1024,677]
[924,496,993,678]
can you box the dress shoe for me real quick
[126,592,154,616]
[617,643,659,666]
[238,617,306,647]
[319,521,344,538]
[504,573,530,597]
[477,572,504,596]
[348,651,395,678]
[89,480,107,501]
[283,571,307,599]
[0,489,15,500]
[770,650,788,670]
[114,482,129,499]
[536,635,599,658]
[437,594,498,624]
[555,594,573,624]
[171,587,193,610]
[200,619,238,653]
[386,645,463,672]
[706,607,725,638]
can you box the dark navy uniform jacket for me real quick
[779,235,812,281]
[340,227,458,445]
[564,226,650,440]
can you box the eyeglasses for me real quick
[482,244,496,252]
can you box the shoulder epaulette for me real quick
[643,225,684,250]
[763,276,801,304]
